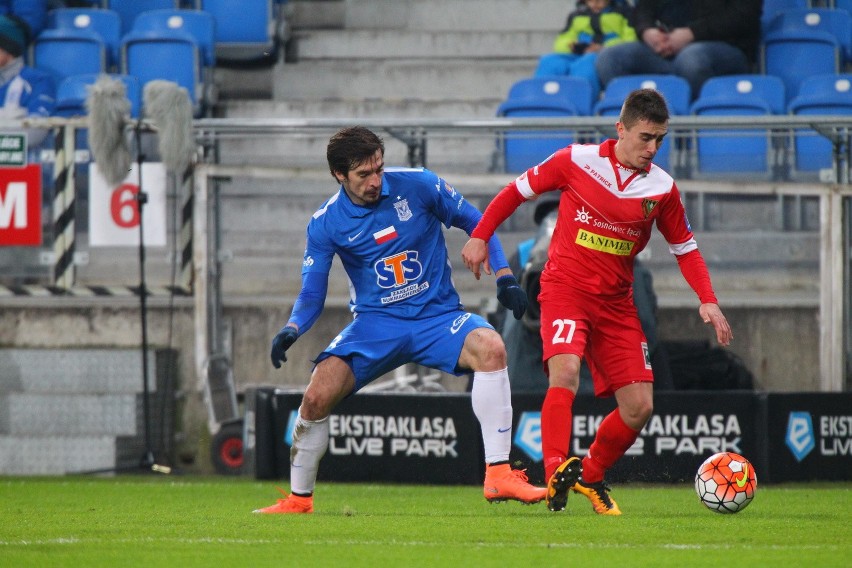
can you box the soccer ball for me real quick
[694,452,757,514]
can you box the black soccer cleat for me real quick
[546,457,582,512]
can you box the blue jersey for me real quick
[0,65,55,118]
[293,167,507,328]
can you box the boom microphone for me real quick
[143,80,195,176]
[86,74,133,187]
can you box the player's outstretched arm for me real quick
[699,303,733,346]
[461,237,489,280]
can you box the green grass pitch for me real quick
[1,477,849,567]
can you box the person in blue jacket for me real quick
[0,13,55,146]
[254,126,548,514]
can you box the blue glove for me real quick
[270,326,299,368]
[496,274,528,320]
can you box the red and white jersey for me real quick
[514,139,697,296]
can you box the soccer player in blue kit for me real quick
[255,126,546,514]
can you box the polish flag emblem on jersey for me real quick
[373,225,398,244]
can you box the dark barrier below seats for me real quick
[250,390,851,484]
[765,393,852,482]
[255,391,484,485]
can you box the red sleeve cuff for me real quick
[676,249,718,304]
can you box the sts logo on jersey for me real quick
[375,250,423,288]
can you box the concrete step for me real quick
[0,349,157,394]
[288,0,346,30]
[218,98,507,173]
[0,393,137,436]
[272,58,537,101]
[0,435,116,475]
[215,129,500,174]
[214,66,274,101]
[72,256,179,289]
[293,29,552,59]
[221,97,504,118]
[642,231,818,269]
[0,348,177,475]
[339,0,568,31]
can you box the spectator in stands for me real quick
[534,0,636,98]
[0,0,46,38]
[594,0,762,99]
[0,14,55,146]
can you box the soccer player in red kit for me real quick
[461,89,733,515]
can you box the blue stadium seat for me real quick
[594,75,691,173]
[787,73,852,176]
[105,0,179,34]
[765,8,852,60]
[121,29,201,116]
[690,75,786,178]
[131,9,215,113]
[32,28,106,83]
[47,8,122,69]
[762,8,851,102]
[132,9,215,68]
[835,0,852,14]
[196,0,276,61]
[54,73,141,118]
[760,0,808,34]
[595,75,691,116]
[496,76,594,173]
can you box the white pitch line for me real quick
[0,537,840,552]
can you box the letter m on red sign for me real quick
[0,164,42,246]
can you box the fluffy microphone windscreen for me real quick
[143,80,195,176]
[86,75,132,187]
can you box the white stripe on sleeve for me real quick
[669,238,698,255]
[515,173,536,199]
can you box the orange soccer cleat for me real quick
[483,463,547,504]
[253,487,313,514]
[571,478,622,516]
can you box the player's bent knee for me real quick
[622,399,653,429]
[548,372,580,392]
[299,391,331,421]
[464,328,508,371]
[300,378,350,421]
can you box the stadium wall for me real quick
[0,298,826,475]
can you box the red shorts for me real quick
[538,282,653,397]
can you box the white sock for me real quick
[470,368,513,464]
[289,409,330,495]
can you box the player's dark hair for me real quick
[620,88,670,128]
[327,126,385,179]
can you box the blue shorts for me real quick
[315,309,493,392]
